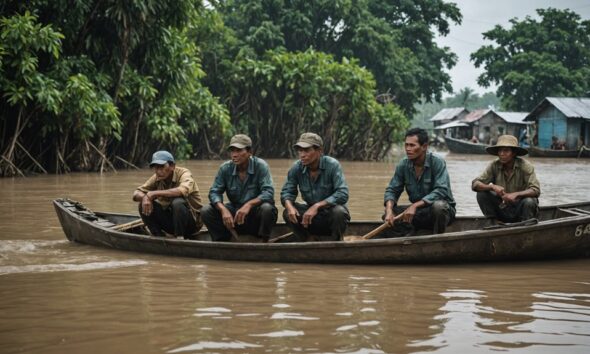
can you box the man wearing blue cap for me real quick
[133,151,203,239]
[201,134,278,242]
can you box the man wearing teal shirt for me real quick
[383,128,455,236]
[281,132,350,241]
[202,134,278,242]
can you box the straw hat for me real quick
[485,135,528,156]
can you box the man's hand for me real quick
[384,208,397,227]
[401,204,417,224]
[302,204,320,228]
[141,192,154,215]
[285,204,300,224]
[221,208,235,230]
[235,204,252,225]
[490,183,505,197]
[502,192,519,205]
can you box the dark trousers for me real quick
[201,202,278,242]
[282,203,350,242]
[139,198,198,239]
[476,191,539,223]
[380,200,455,238]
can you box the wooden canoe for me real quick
[444,136,489,154]
[53,199,590,264]
[528,145,590,158]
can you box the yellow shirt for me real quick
[137,167,203,225]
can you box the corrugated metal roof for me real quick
[462,109,490,123]
[430,107,467,121]
[526,97,590,121]
[494,111,531,124]
[546,97,590,118]
[434,121,469,130]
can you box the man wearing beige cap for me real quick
[202,134,278,242]
[472,134,541,223]
[280,132,350,241]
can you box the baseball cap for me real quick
[228,134,252,149]
[149,150,175,167]
[294,132,323,148]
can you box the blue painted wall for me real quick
[537,107,567,148]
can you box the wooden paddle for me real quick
[268,232,294,243]
[229,227,240,242]
[343,211,408,242]
[112,219,144,231]
[343,222,390,242]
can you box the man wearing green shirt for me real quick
[383,128,456,236]
[202,134,278,242]
[281,132,350,242]
[472,135,540,222]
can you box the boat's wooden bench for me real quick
[557,208,590,217]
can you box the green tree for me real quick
[227,49,408,160]
[214,0,462,114]
[0,1,229,176]
[471,8,590,111]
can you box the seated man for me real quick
[133,151,203,239]
[472,135,541,223]
[382,127,456,237]
[201,134,277,242]
[281,132,350,241]
[550,136,566,150]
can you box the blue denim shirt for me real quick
[384,152,456,209]
[209,156,275,207]
[281,156,349,206]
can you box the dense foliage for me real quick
[227,50,407,160]
[215,0,462,115]
[0,1,230,176]
[1,0,461,176]
[471,8,590,111]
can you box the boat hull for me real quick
[444,136,489,154]
[528,146,590,158]
[54,199,590,264]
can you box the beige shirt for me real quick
[472,157,541,197]
[137,167,203,225]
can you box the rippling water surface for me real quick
[1,153,589,353]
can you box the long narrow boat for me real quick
[444,136,489,154]
[54,199,590,264]
[528,145,590,158]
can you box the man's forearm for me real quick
[515,188,538,199]
[133,190,146,202]
[472,180,493,192]
[147,188,183,200]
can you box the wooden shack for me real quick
[429,107,469,129]
[525,97,590,149]
[470,110,531,145]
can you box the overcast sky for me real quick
[436,0,590,96]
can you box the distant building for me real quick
[525,97,590,149]
[431,107,530,145]
[429,107,469,129]
[471,110,531,145]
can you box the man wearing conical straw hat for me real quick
[472,135,541,223]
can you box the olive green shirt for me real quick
[471,157,541,196]
[137,166,203,223]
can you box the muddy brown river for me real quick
[1,153,589,353]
